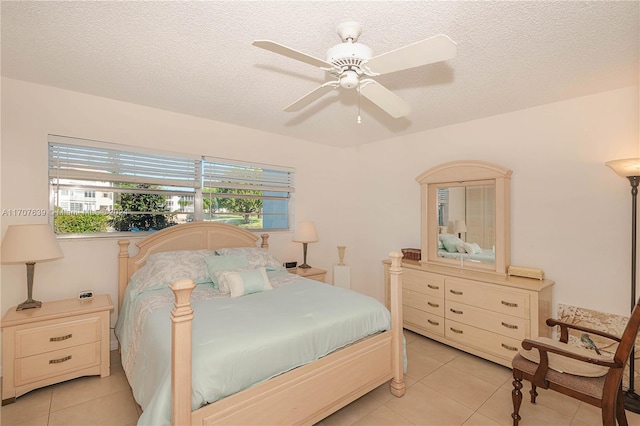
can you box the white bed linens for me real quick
[115,271,392,425]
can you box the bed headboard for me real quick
[117,222,269,310]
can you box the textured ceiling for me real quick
[2,1,638,147]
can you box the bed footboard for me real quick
[169,251,404,425]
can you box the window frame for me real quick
[48,135,295,238]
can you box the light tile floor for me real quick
[4,331,640,426]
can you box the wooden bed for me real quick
[117,222,405,425]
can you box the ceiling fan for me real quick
[253,21,457,120]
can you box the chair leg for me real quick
[530,383,538,404]
[616,386,628,426]
[512,372,523,426]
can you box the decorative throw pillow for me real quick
[215,247,283,270]
[219,267,273,298]
[462,242,482,254]
[456,243,466,253]
[204,254,250,289]
[130,249,216,295]
[519,337,609,377]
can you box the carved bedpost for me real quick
[388,251,405,397]
[169,278,196,426]
[117,240,131,311]
[260,233,269,249]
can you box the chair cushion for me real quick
[512,353,606,399]
[518,337,609,377]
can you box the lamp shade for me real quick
[1,224,63,263]
[606,158,640,178]
[454,219,467,234]
[293,221,318,243]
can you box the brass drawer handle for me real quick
[501,322,518,329]
[501,301,518,308]
[449,308,463,315]
[49,355,72,364]
[449,290,463,296]
[427,284,440,290]
[427,302,440,308]
[450,327,463,334]
[427,319,440,326]
[501,343,518,352]
[50,334,72,342]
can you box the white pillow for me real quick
[219,267,273,298]
[456,243,466,253]
[462,242,482,254]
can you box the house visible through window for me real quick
[48,135,295,235]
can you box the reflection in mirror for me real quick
[436,184,496,265]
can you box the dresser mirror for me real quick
[416,161,512,274]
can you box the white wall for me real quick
[347,86,639,317]
[1,78,638,346]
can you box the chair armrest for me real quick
[546,318,621,343]
[522,339,621,368]
[522,338,622,389]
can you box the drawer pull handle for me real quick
[501,322,518,329]
[501,343,519,352]
[427,302,440,308]
[49,355,72,364]
[427,319,440,326]
[427,284,440,290]
[450,290,463,296]
[50,334,72,342]
[501,301,518,308]
[449,308,463,315]
[450,327,463,334]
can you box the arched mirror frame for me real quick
[416,160,512,275]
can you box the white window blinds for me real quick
[49,137,199,189]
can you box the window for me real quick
[49,136,295,235]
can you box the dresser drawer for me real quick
[403,289,444,316]
[445,300,528,340]
[15,317,100,358]
[404,306,444,336]
[15,342,100,386]
[445,278,529,319]
[445,320,522,360]
[404,269,444,297]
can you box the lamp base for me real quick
[624,390,640,413]
[16,299,42,311]
[299,263,311,269]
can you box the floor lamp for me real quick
[606,158,640,413]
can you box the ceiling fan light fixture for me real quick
[339,70,359,89]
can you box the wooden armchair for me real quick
[511,301,640,426]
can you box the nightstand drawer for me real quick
[15,317,100,358]
[15,342,100,386]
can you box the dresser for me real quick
[384,261,553,367]
[1,295,113,404]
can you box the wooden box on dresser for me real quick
[383,260,554,367]
[1,295,113,404]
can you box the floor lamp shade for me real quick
[293,221,318,269]
[606,158,640,413]
[1,224,63,310]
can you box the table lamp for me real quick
[1,224,63,310]
[454,219,467,239]
[293,221,318,269]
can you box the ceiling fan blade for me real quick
[253,40,335,70]
[283,82,338,112]
[359,79,411,118]
[365,34,457,75]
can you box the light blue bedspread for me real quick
[115,272,391,425]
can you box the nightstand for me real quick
[1,294,113,405]
[296,267,327,283]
